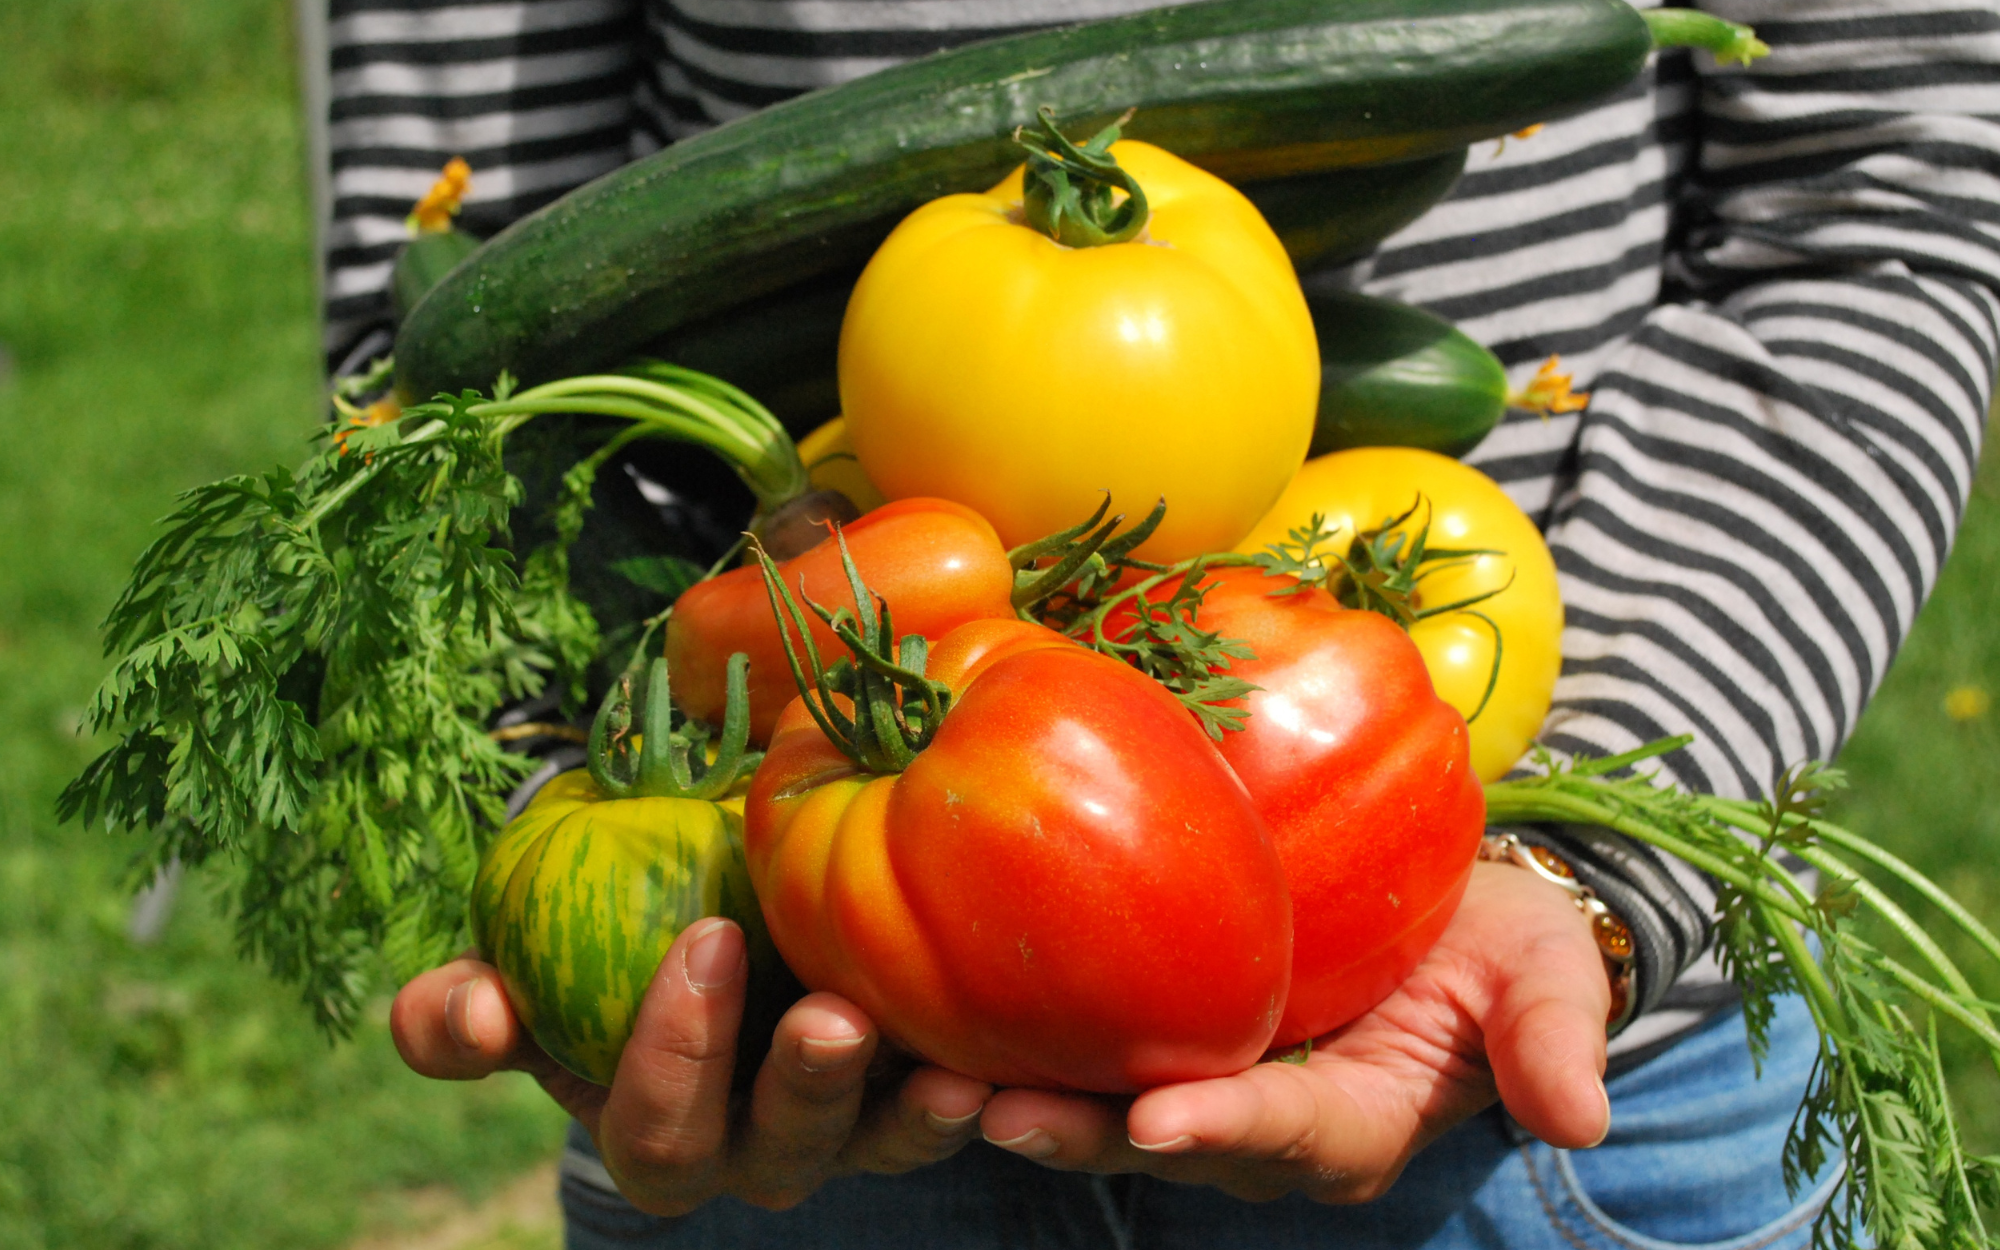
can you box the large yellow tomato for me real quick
[840,139,1319,562]
[1235,448,1563,782]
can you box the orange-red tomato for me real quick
[1191,567,1487,1044]
[665,498,1015,742]
[743,619,1294,1092]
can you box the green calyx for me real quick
[1641,9,1770,67]
[1016,106,1150,248]
[1008,497,1262,740]
[753,529,952,775]
[1253,499,1509,724]
[588,651,760,802]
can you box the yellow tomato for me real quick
[798,416,888,514]
[1236,448,1563,782]
[840,140,1319,562]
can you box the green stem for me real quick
[589,654,760,801]
[1641,9,1770,66]
[1928,1014,1995,1245]
[471,370,807,514]
[1785,811,2000,973]
[1078,552,1260,650]
[1480,782,1816,925]
[1017,107,1149,248]
[1763,896,1853,1039]
[321,366,810,534]
[1785,842,1984,1006]
[751,532,950,775]
[636,657,690,794]
[1876,957,2000,1057]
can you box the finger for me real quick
[596,918,748,1215]
[1126,1060,1427,1203]
[1483,932,1611,1149]
[839,1064,992,1174]
[520,1038,615,1135]
[730,992,879,1207]
[390,958,522,1080]
[980,1088,1136,1171]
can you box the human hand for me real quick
[390,918,993,1214]
[976,860,1612,1202]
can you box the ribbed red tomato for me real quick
[665,498,1014,742]
[743,618,1294,1092]
[1191,566,1487,1045]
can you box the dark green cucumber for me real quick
[1307,289,1508,459]
[644,150,1470,434]
[1243,150,1467,274]
[396,0,1654,399]
[390,228,480,321]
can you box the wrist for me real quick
[1480,832,1637,1033]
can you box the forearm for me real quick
[1365,0,1999,1039]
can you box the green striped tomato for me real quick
[471,770,773,1085]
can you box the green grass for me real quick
[0,3,565,1248]
[0,0,1995,1246]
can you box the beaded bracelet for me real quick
[1479,831,1638,1033]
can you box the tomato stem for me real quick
[588,652,760,801]
[752,529,953,774]
[1016,106,1150,248]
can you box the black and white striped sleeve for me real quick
[324,0,643,373]
[1532,0,2000,1052]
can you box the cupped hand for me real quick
[390,918,992,1215]
[976,860,1612,1203]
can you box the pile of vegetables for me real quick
[60,0,2000,1245]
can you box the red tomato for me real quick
[1190,566,1487,1045]
[666,498,1015,742]
[743,618,1294,1092]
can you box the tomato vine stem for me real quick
[751,529,952,773]
[1016,106,1149,248]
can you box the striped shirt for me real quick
[321,0,2000,1065]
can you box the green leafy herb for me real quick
[1486,743,2000,1250]
[61,363,809,1032]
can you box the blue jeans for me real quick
[561,995,1842,1249]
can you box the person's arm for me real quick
[321,0,645,374]
[1527,0,2000,1058]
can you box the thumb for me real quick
[1482,919,1612,1149]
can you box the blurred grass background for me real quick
[0,0,1993,1246]
[0,2,565,1248]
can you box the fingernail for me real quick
[985,1128,1059,1160]
[1586,1078,1612,1149]
[682,920,744,994]
[798,1033,866,1073]
[925,1108,982,1136]
[1130,1132,1195,1154]
[444,979,483,1050]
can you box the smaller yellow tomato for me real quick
[841,138,1318,562]
[798,416,887,514]
[1236,448,1563,782]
